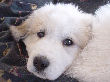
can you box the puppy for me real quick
[10,3,93,80]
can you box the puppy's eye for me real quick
[63,38,74,46]
[37,31,45,38]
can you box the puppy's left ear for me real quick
[78,14,94,48]
[10,17,29,41]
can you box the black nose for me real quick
[33,56,49,71]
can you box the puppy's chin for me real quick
[27,64,65,80]
[28,69,63,80]
[34,72,59,80]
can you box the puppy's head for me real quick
[10,3,93,80]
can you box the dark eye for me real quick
[37,31,45,38]
[63,38,74,46]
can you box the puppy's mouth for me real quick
[34,68,46,75]
[32,69,48,79]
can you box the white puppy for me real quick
[9,3,110,82]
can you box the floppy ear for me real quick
[10,18,28,41]
[77,14,93,49]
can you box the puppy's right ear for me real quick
[10,18,28,41]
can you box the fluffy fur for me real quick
[65,4,110,82]
[10,3,110,82]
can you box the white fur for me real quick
[65,4,110,82]
[24,3,92,80]
[10,3,110,82]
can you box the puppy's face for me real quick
[10,4,93,80]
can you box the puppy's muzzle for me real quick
[33,56,49,71]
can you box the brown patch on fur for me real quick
[10,21,28,41]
